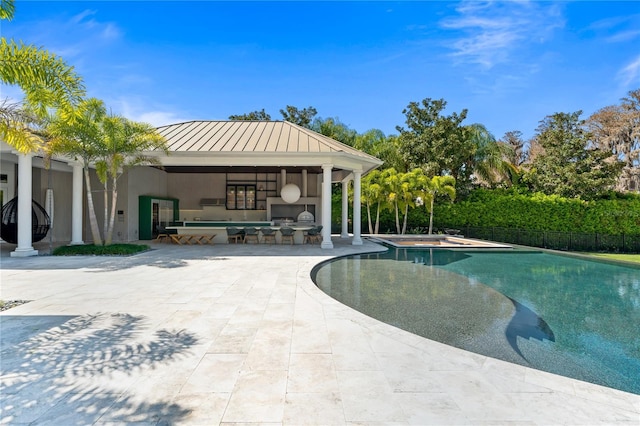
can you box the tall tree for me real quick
[374,134,409,172]
[463,123,511,188]
[415,172,456,235]
[311,117,357,146]
[228,109,271,121]
[381,168,403,234]
[96,115,168,244]
[380,168,420,234]
[354,129,408,171]
[588,89,640,191]
[526,111,622,199]
[0,0,84,152]
[398,169,422,234]
[280,105,317,128]
[499,130,528,166]
[46,98,106,245]
[361,170,385,234]
[46,98,168,245]
[396,98,470,187]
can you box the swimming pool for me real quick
[313,247,640,395]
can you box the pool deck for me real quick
[1,238,639,425]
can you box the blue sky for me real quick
[3,1,640,141]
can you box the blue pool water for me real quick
[313,248,640,394]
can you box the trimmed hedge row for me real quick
[351,190,640,236]
[433,190,640,236]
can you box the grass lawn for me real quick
[585,253,640,264]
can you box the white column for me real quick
[341,180,349,238]
[11,153,38,257]
[321,164,334,249]
[352,170,363,245]
[70,163,84,245]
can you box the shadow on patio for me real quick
[0,313,199,424]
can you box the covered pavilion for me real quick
[0,120,382,256]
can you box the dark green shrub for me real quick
[53,244,150,256]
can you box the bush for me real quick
[358,189,640,236]
[53,244,150,256]
[431,189,640,236]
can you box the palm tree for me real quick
[381,168,402,234]
[398,169,422,234]
[416,174,456,234]
[381,168,421,234]
[1,0,84,152]
[46,98,168,245]
[361,170,384,234]
[46,98,106,245]
[464,123,509,187]
[97,115,168,244]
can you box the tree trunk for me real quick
[83,167,102,245]
[366,201,373,234]
[395,202,400,234]
[106,176,118,245]
[428,197,435,235]
[103,181,109,242]
[401,204,409,235]
[374,203,380,234]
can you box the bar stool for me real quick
[243,227,259,244]
[260,227,276,244]
[304,225,322,244]
[227,227,244,244]
[279,226,295,245]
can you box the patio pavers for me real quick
[1,239,639,424]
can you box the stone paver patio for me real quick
[1,238,639,425]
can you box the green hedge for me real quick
[433,190,640,236]
[333,188,640,236]
[349,190,640,236]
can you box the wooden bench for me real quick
[170,234,216,245]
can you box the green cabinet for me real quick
[139,196,179,240]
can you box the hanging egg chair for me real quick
[0,197,51,244]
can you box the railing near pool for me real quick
[458,226,640,254]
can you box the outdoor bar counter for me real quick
[165,221,314,244]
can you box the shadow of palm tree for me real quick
[0,313,198,424]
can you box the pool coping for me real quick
[367,234,514,249]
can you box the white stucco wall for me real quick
[168,173,226,210]
[0,159,17,204]
[35,168,73,242]
[126,166,169,241]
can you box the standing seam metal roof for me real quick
[155,120,381,162]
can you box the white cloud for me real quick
[618,55,640,87]
[440,1,565,69]
[114,98,191,127]
[135,111,190,127]
[71,9,97,25]
[5,9,123,61]
[586,13,640,44]
[70,9,122,41]
[606,30,640,43]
